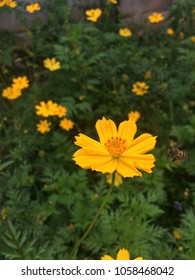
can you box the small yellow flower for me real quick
[148,12,164,23]
[132,82,149,96]
[128,111,141,122]
[106,172,123,187]
[59,118,74,131]
[2,86,22,100]
[73,117,156,178]
[35,100,59,117]
[37,120,51,134]
[101,248,143,260]
[190,36,195,43]
[144,70,152,80]
[1,0,17,8]
[173,228,182,240]
[43,58,61,71]
[26,3,41,13]
[108,0,118,4]
[119,28,132,37]
[12,76,29,90]
[166,28,174,36]
[85,8,102,22]
[55,105,67,118]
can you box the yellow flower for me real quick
[119,28,132,37]
[85,8,102,22]
[12,76,29,90]
[1,0,17,8]
[37,120,51,134]
[191,36,195,43]
[59,118,74,131]
[2,86,22,100]
[0,0,5,7]
[101,248,143,260]
[26,3,41,13]
[43,58,61,71]
[144,70,152,80]
[132,82,149,96]
[106,172,123,187]
[128,111,141,122]
[73,117,156,178]
[166,28,174,36]
[108,0,118,4]
[148,12,164,23]
[35,100,59,117]
[54,105,67,118]
[173,228,182,240]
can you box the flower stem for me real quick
[68,173,115,259]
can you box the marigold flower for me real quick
[59,118,74,131]
[37,120,51,134]
[119,28,132,37]
[2,86,22,100]
[73,117,156,178]
[128,111,141,122]
[43,58,61,71]
[108,0,118,4]
[132,82,149,96]
[106,172,123,187]
[166,28,174,36]
[35,100,59,117]
[85,8,102,22]
[148,12,164,23]
[12,76,29,90]
[54,105,67,118]
[101,248,143,260]
[26,3,41,13]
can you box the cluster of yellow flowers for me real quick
[26,2,41,13]
[35,100,74,133]
[0,0,17,8]
[2,76,29,100]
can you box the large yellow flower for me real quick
[101,248,143,260]
[73,117,156,178]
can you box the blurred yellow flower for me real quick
[43,58,61,71]
[101,248,143,260]
[191,36,195,43]
[37,120,51,134]
[166,28,174,36]
[12,76,29,90]
[2,86,22,100]
[128,111,141,122]
[85,8,102,22]
[144,70,152,80]
[59,118,74,131]
[148,12,164,23]
[55,105,67,118]
[106,172,123,187]
[73,117,156,178]
[173,228,182,240]
[0,0,17,8]
[119,28,132,37]
[26,3,41,13]
[35,100,59,117]
[132,82,149,96]
[108,0,118,4]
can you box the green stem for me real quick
[68,173,115,259]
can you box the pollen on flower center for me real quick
[105,137,127,157]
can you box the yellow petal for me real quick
[126,134,157,154]
[96,117,117,145]
[117,158,142,178]
[134,256,143,260]
[116,249,130,260]
[75,133,107,153]
[101,255,114,260]
[118,119,137,146]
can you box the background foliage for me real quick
[0,0,195,260]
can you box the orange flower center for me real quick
[105,136,127,157]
